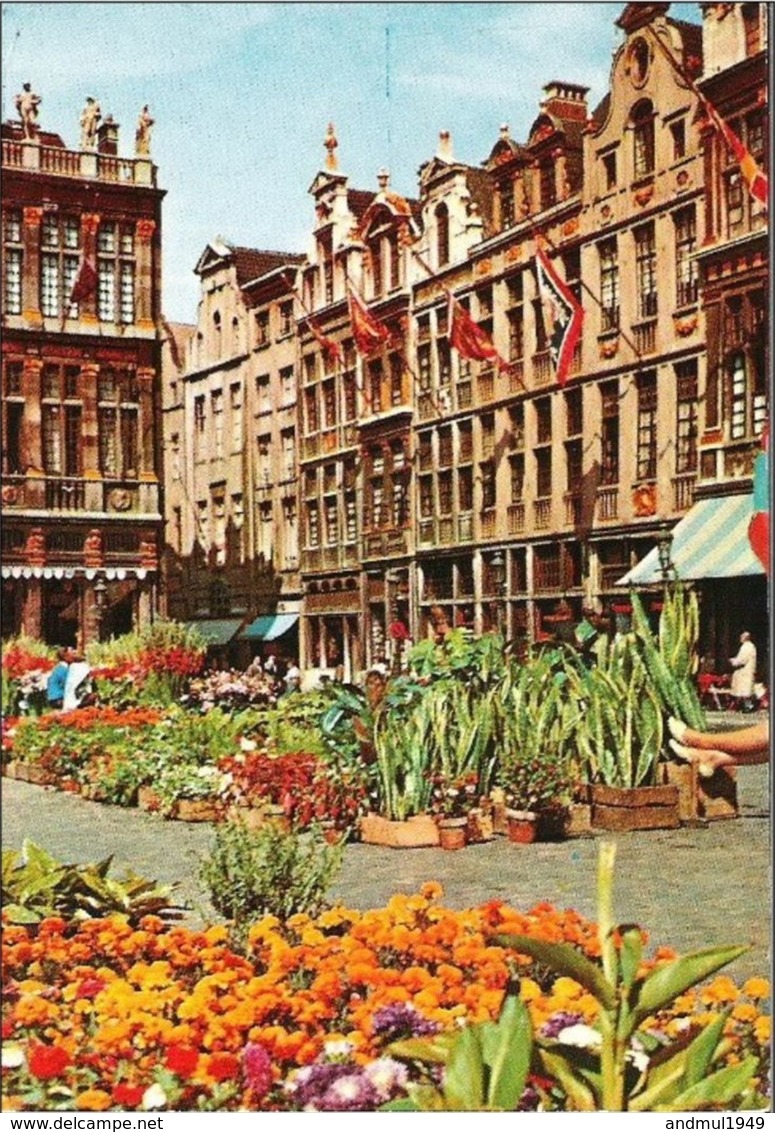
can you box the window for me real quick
[258,501,273,561]
[636,371,657,481]
[3,240,22,315]
[509,454,524,502]
[438,470,453,515]
[535,397,552,444]
[212,495,227,566]
[508,403,524,449]
[170,433,181,480]
[536,448,552,498]
[390,353,403,405]
[255,310,269,347]
[211,390,224,458]
[632,100,655,178]
[600,381,620,485]
[507,274,524,360]
[498,179,514,230]
[370,237,383,297]
[729,350,767,441]
[437,339,451,388]
[566,439,582,491]
[39,215,80,318]
[283,497,299,566]
[634,223,657,319]
[539,158,556,209]
[322,378,337,427]
[742,3,762,55]
[368,361,383,413]
[97,220,134,323]
[457,467,473,512]
[281,428,295,480]
[194,395,205,460]
[324,495,338,545]
[98,369,138,477]
[458,418,473,461]
[419,475,434,519]
[565,387,583,436]
[674,206,698,307]
[418,344,432,391]
[670,119,686,161]
[280,365,295,406]
[675,360,698,474]
[256,374,271,414]
[436,203,449,267]
[599,238,620,331]
[230,383,242,452]
[388,230,401,290]
[279,300,294,337]
[3,392,24,474]
[257,434,271,484]
[304,385,319,433]
[602,150,617,191]
[481,413,495,457]
[480,461,495,510]
[196,501,208,548]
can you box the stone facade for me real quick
[1,101,165,646]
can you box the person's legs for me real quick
[669,739,737,776]
[669,718,769,755]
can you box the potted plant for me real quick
[500,750,572,844]
[429,770,478,849]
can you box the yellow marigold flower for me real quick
[732,1003,759,1023]
[743,978,770,1000]
[552,976,583,1001]
[700,976,739,1005]
[76,1089,112,1112]
[753,1016,770,1044]
[203,925,229,945]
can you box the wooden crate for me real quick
[590,783,680,832]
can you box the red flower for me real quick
[207,1052,241,1082]
[76,977,106,999]
[112,1083,146,1108]
[389,620,410,641]
[164,1044,199,1078]
[2,1017,15,1039]
[28,1044,72,1080]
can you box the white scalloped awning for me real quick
[1,565,152,580]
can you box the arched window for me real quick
[436,203,449,268]
[632,100,655,178]
[213,310,221,356]
[232,315,240,352]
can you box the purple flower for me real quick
[371,1002,440,1040]
[518,1082,542,1111]
[242,1042,272,1097]
[540,1010,585,1040]
[289,1062,379,1111]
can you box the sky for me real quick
[2,1,701,322]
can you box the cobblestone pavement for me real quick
[2,727,770,982]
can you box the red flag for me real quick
[307,317,343,365]
[700,95,768,206]
[447,291,509,371]
[69,257,98,305]
[535,243,584,387]
[347,285,391,357]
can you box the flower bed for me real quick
[1,886,769,1112]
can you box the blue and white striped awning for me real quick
[617,494,765,585]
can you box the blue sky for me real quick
[2,2,700,321]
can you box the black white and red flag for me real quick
[68,257,98,305]
[535,242,584,387]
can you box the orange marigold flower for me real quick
[753,1016,770,1044]
[731,1003,759,1023]
[743,978,770,1000]
[419,881,443,902]
[75,1089,112,1111]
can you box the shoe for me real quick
[668,716,688,743]
[668,738,714,778]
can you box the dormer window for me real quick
[602,151,617,191]
[539,159,556,209]
[498,179,514,230]
[436,203,449,268]
[632,100,655,179]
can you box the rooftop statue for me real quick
[135,104,154,155]
[15,82,41,139]
[80,96,101,149]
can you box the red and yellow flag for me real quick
[447,291,509,371]
[347,286,391,357]
[700,94,768,207]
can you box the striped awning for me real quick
[240,613,299,641]
[617,494,765,585]
[0,565,151,580]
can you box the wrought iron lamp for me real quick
[490,550,506,634]
[657,524,676,582]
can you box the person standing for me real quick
[730,630,757,711]
[46,649,70,710]
[283,659,301,696]
[62,654,92,712]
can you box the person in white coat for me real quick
[729,631,757,709]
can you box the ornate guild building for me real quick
[1,93,165,646]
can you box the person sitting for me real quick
[46,649,71,710]
[668,716,769,778]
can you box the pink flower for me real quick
[242,1042,272,1097]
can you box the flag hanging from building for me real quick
[534,242,584,387]
[447,290,509,371]
[699,94,768,207]
[68,257,98,305]
[748,425,769,573]
[347,285,391,357]
[307,317,343,365]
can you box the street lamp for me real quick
[656,524,676,583]
[93,575,107,641]
[490,551,506,635]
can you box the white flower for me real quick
[328,1075,363,1102]
[626,1047,650,1073]
[555,1023,602,1049]
[240,736,257,752]
[1,1044,25,1069]
[324,1038,354,1059]
[364,1057,408,1099]
[141,1083,168,1110]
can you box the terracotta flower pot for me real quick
[437,817,468,851]
[506,809,539,844]
[176,798,221,823]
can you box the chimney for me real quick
[97,115,119,155]
[540,82,590,123]
[437,129,454,162]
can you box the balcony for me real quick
[507,502,525,535]
[456,380,473,410]
[534,559,562,591]
[438,516,455,544]
[2,140,156,187]
[302,434,320,460]
[301,547,322,571]
[508,360,525,394]
[477,369,495,403]
[534,498,552,529]
[46,478,86,511]
[672,473,696,512]
[362,528,409,560]
[479,509,496,540]
[564,492,582,526]
[418,518,435,546]
[597,486,619,520]
[418,392,436,421]
[457,513,473,542]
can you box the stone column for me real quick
[21,358,43,478]
[22,578,43,639]
[22,206,43,322]
[136,367,156,476]
[80,362,101,477]
[134,218,156,328]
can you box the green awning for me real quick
[240,613,299,641]
[184,618,244,646]
[617,494,764,585]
